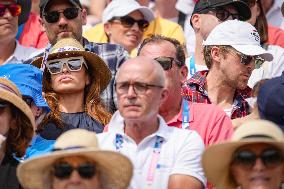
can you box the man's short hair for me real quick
[138,35,186,67]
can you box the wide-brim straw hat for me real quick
[17,129,133,189]
[0,78,35,129]
[202,120,284,189]
[32,38,111,93]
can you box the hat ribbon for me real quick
[0,83,17,95]
[242,135,273,139]
[52,146,87,152]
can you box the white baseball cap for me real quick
[102,0,155,24]
[203,20,273,61]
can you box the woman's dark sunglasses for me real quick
[53,162,97,179]
[111,16,149,30]
[0,3,21,17]
[207,8,244,21]
[43,7,80,23]
[232,149,284,169]
[154,56,182,70]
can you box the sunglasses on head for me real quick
[232,148,284,169]
[0,3,21,17]
[43,7,80,23]
[241,0,258,8]
[208,8,244,21]
[53,162,97,179]
[46,56,88,75]
[154,56,182,70]
[110,16,149,30]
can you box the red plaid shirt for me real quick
[181,71,252,119]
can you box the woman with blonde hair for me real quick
[0,78,35,189]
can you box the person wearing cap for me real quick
[202,120,284,189]
[0,0,41,65]
[137,34,233,147]
[84,0,186,57]
[182,20,273,119]
[241,0,284,88]
[98,56,205,189]
[257,73,284,132]
[17,129,133,189]
[0,78,35,189]
[0,63,49,127]
[102,0,154,54]
[38,0,128,113]
[31,38,111,141]
[186,0,252,78]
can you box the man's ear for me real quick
[81,8,87,25]
[180,65,188,83]
[191,13,201,31]
[211,46,222,63]
[104,23,111,36]
[39,17,46,32]
[160,88,169,106]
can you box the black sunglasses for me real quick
[43,7,80,23]
[0,3,21,17]
[207,8,244,21]
[226,49,263,66]
[53,162,97,179]
[232,149,284,169]
[154,56,182,70]
[111,16,149,30]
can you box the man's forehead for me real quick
[44,0,76,11]
[140,41,176,57]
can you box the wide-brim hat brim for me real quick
[0,87,35,129]
[202,139,284,189]
[32,50,111,93]
[17,148,133,189]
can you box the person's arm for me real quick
[168,131,206,189]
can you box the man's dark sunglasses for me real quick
[206,7,244,21]
[53,162,97,179]
[154,56,182,70]
[232,149,284,169]
[43,7,80,23]
[110,16,149,30]
[0,3,21,17]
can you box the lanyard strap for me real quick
[189,56,196,76]
[182,99,190,129]
[115,134,164,187]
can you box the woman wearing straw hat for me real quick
[32,37,112,140]
[0,78,35,189]
[17,129,133,189]
[202,120,284,189]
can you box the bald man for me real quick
[97,56,205,189]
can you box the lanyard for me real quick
[182,99,190,129]
[115,134,164,187]
[189,56,196,76]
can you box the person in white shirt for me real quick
[97,56,205,189]
[0,0,41,65]
[261,0,284,29]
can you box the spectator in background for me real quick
[245,0,284,88]
[261,0,284,29]
[186,0,251,78]
[0,0,41,65]
[138,35,233,147]
[0,64,49,127]
[182,20,273,119]
[0,78,35,189]
[202,120,284,189]
[17,129,133,189]
[84,0,186,56]
[257,72,284,132]
[38,0,129,113]
[98,56,205,189]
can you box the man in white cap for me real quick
[182,20,273,119]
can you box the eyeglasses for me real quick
[43,7,80,23]
[22,96,33,107]
[232,149,284,169]
[208,8,243,21]
[110,16,149,30]
[0,3,21,17]
[226,49,264,67]
[115,81,164,95]
[154,56,182,70]
[46,56,88,75]
[241,0,258,8]
[53,162,97,179]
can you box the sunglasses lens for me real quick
[234,150,256,168]
[154,57,173,70]
[54,163,73,179]
[63,7,79,20]
[120,16,135,27]
[78,163,96,179]
[137,20,149,29]
[44,11,60,23]
[241,55,253,65]
[47,61,62,74]
[215,9,230,21]
[262,149,283,168]
[67,59,83,71]
[254,56,265,69]
[9,4,21,16]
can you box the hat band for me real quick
[0,83,18,96]
[52,146,85,151]
[242,135,273,139]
